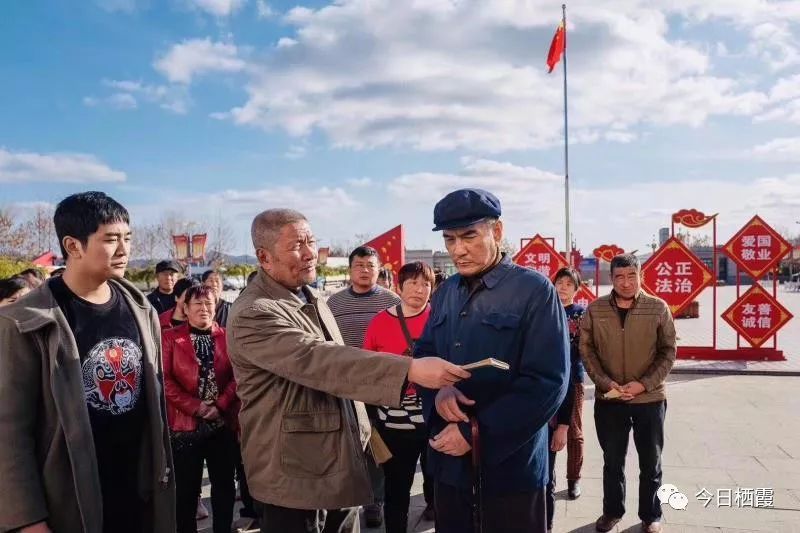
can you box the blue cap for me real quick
[432,188,502,231]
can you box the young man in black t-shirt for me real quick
[0,192,175,533]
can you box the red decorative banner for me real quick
[364,225,405,276]
[191,233,207,263]
[593,244,625,263]
[172,234,190,261]
[672,209,716,228]
[642,237,714,315]
[513,235,569,280]
[721,284,793,348]
[574,284,597,308]
[722,215,791,280]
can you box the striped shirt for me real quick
[326,286,401,348]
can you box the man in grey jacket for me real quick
[228,208,469,533]
[0,192,175,533]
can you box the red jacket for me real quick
[158,309,175,330]
[162,322,239,432]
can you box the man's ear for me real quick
[256,247,272,270]
[492,219,504,242]
[62,236,83,260]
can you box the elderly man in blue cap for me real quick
[414,188,569,533]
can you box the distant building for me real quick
[658,227,670,246]
[406,249,456,275]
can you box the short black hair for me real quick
[201,270,221,283]
[610,253,640,274]
[348,246,379,267]
[0,277,29,301]
[54,192,129,259]
[172,277,196,299]
[398,262,434,289]
[554,267,582,289]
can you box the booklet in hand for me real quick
[460,358,510,371]
[603,388,623,399]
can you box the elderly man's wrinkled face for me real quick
[262,221,318,291]
[612,265,641,300]
[442,220,503,278]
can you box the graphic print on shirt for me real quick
[82,337,143,415]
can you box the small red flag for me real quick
[546,21,566,73]
[363,225,405,276]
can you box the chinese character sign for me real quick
[513,235,569,280]
[642,237,714,315]
[723,215,791,280]
[722,284,793,348]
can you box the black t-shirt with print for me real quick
[49,277,146,533]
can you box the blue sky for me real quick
[2,0,800,257]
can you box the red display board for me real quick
[642,237,714,315]
[722,215,792,280]
[513,234,569,280]
[721,284,793,348]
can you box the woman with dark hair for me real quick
[0,277,31,307]
[546,267,587,532]
[362,261,436,532]
[158,277,197,330]
[162,285,239,533]
[202,270,232,327]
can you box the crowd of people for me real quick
[0,188,676,533]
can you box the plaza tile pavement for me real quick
[208,374,800,532]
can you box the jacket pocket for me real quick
[281,411,343,478]
[481,312,521,330]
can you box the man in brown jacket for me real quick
[580,254,676,533]
[0,192,175,533]
[227,208,469,533]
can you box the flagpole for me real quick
[562,3,571,265]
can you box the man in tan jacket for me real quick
[227,208,469,533]
[580,253,676,533]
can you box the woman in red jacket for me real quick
[162,285,238,533]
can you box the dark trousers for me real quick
[173,428,237,533]
[546,425,557,531]
[567,382,585,481]
[381,429,427,533]
[434,482,547,533]
[255,501,360,533]
[234,445,257,518]
[594,400,666,523]
[419,445,434,506]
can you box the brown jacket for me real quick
[0,278,175,533]
[580,290,676,404]
[227,269,411,510]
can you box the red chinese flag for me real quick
[363,225,405,276]
[547,22,566,73]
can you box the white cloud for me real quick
[0,148,127,184]
[154,39,246,84]
[188,0,246,17]
[276,37,297,49]
[346,177,372,187]
[85,79,189,114]
[750,137,800,162]
[256,0,274,19]
[202,0,772,152]
[382,158,800,253]
[284,145,307,159]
